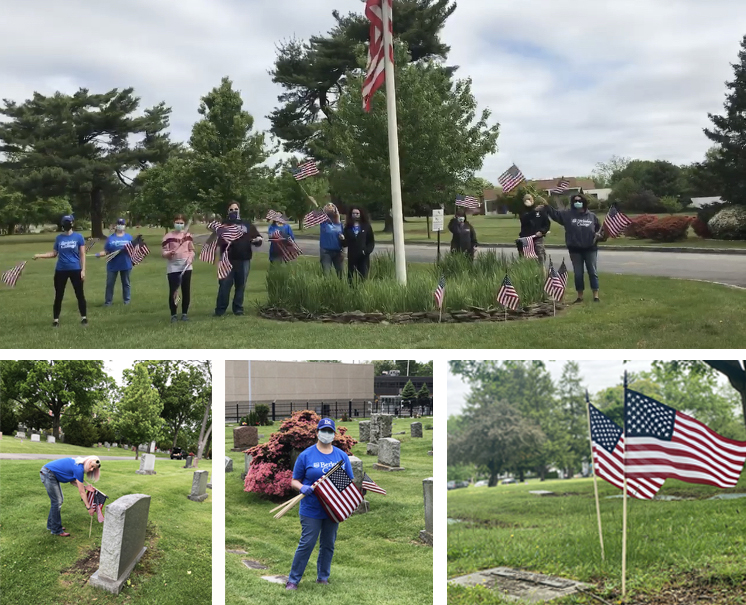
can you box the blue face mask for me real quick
[573,201,583,209]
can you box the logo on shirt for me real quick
[571,218,594,228]
[313,461,338,473]
[58,240,78,250]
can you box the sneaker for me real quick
[55,532,72,537]
[316,579,329,585]
[593,297,600,303]
[52,321,59,328]
[81,318,88,326]
[171,315,178,323]
[572,298,583,304]
[285,582,298,591]
[180,314,189,322]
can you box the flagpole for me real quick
[381,0,407,284]
[297,181,318,208]
[622,370,628,599]
[89,513,93,538]
[585,390,605,561]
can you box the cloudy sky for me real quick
[2,1,744,182]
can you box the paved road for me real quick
[254,232,746,288]
[0,453,136,461]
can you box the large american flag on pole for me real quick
[313,462,363,523]
[588,401,664,500]
[433,274,446,309]
[455,195,480,209]
[269,231,302,262]
[544,261,565,302]
[497,164,526,194]
[497,274,520,310]
[362,0,393,112]
[85,486,108,523]
[2,261,26,287]
[303,209,330,229]
[603,205,632,238]
[292,161,319,181]
[517,235,538,259]
[125,235,150,265]
[624,389,746,489]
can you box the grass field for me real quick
[0,456,212,605]
[224,418,433,605]
[0,439,173,458]
[447,477,746,604]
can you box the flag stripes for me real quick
[498,164,526,194]
[497,274,520,310]
[303,209,330,229]
[544,262,565,301]
[550,179,570,194]
[518,235,538,259]
[86,487,108,523]
[1,261,26,287]
[269,231,302,262]
[456,195,480,208]
[362,0,393,111]
[603,205,632,238]
[313,463,363,523]
[433,274,445,309]
[292,161,319,181]
[362,473,387,495]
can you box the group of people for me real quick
[448,192,605,303]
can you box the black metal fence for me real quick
[225,399,433,423]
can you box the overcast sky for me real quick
[2,0,743,182]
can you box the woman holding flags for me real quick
[95,217,132,305]
[33,214,88,327]
[268,214,296,263]
[318,203,345,278]
[518,194,551,263]
[285,418,354,590]
[161,214,194,322]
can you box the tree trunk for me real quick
[426,214,430,239]
[5,222,15,236]
[488,469,498,487]
[53,415,60,439]
[135,447,139,461]
[382,215,393,233]
[195,401,212,465]
[90,187,105,239]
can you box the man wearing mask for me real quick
[215,202,262,316]
[96,218,133,305]
[518,194,551,263]
[448,209,478,259]
[318,203,345,278]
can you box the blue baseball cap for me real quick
[317,418,336,432]
[62,215,74,223]
[116,217,126,225]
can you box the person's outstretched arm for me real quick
[543,205,564,225]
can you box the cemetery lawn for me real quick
[0,439,173,457]
[224,418,434,605]
[0,457,212,605]
[447,477,746,604]
[2,232,745,348]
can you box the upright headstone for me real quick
[348,455,369,514]
[89,494,151,594]
[373,438,405,471]
[31,434,40,442]
[150,440,156,453]
[187,470,209,502]
[241,454,253,480]
[184,455,193,469]
[366,443,379,456]
[104,442,111,448]
[47,435,56,443]
[225,456,234,473]
[419,477,434,545]
[135,454,156,475]
[232,426,259,451]
[112,443,117,448]
[369,414,381,443]
[377,414,394,439]
[359,421,371,443]
[410,422,423,438]
[15,431,26,439]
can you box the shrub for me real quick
[60,414,98,447]
[240,411,260,426]
[708,206,746,240]
[641,216,693,242]
[255,404,270,426]
[691,217,711,239]
[244,410,357,499]
[624,214,658,238]
[659,196,684,214]
[626,190,663,213]
[697,201,728,224]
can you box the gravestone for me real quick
[150,440,156,453]
[31,434,40,442]
[47,435,56,443]
[241,454,253,480]
[187,470,209,502]
[89,494,151,594]
[359,421,371,443]
[135,454,156,475]
[366,443,379,456]
[369,415,381,443]
[448,568,590,602]
[104,442,111,448]
[348,455,369,514]
[373,438,405,471]
[225,456,234,473]
[184,455,193,469]
[232,426,258,451]
[419,477,433,545]
[377,414,393,439]
[15,431,26,439]
[411,422,423,438]
[112,443,117,448]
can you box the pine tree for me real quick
[115,363,163,460]
[401,379,418,416]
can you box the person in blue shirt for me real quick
[33,215,88,327]
[40,456,101,537]
[268,215,297,263]
[286,418,353,590]
[95,217,133,305]
[318,203,345,278]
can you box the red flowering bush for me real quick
[624,214,658,238]
[691,217,711,239]
[640,216,693,242]
[243,410,357,499]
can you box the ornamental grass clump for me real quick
[243,410,356,499]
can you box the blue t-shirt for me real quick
[104,233,133,272]
[268,224,296,261]
[293,444,353,520]
[44,458,85,483]
[319,222,343,252]
[54,232,85,271]
[352,225,361,236]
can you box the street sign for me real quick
[432,208,444,232]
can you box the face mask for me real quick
[174,223,184,231]
[457,216,465,223]
[524,201,533,207]
[228,211,239,220]
[573,201,583,209]
[62,221,73,231]
[116,224,125,232]
[318,431,334,444]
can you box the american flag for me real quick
[269,231,303,262]
[104,250,121,264]
[125,235,150,265]
[2,261,26,288]
[217,251,233,280]
[85,238,99,252]
[497,164,526,194]
[550,179,570,194]
[199,233,218,264]
[313,462,364,523]
[266,210,282,221]
[362,0,393,111]
[292,161,319,181]
[544,262,565,302]
[433,274,446,309]
[588,401,664,500]
[517,235,538,259]
[603,205,632,238]
[558,259,568,289]
[303,209,330,229]
[497,274,520,310]
[86,487,108,523]
[362,472,387,495]
[455,195,480,209]
[624,389,746,489]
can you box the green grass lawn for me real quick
[224,417,433,605]
[447,477,746,604]
[0,439,172,458]
[0,457,212,605]
[2,231,745,348]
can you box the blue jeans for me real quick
[320,249,344,278]
[215,260,250,315]
[105,269,131,305]
[40,468,64,534]
[288,515,339,585]
[569,249,599,292]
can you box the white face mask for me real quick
[524,201,533,207]
[116,224,125,232]
[318,431,335,444]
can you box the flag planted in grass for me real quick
[362,473,387,495]
[544,262,565,302]
[588,402,663,500]
[624,389,746,489]
[558,259,568,289]
[314,464,363,523]
[86,487,108,523]
[517,235,538,259]
[603,205,632,238]
[455,194,480,209]
[2,261,26,287]
[433,274,446,309]
[497,274,520,310]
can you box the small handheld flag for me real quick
[313,464,364,523]
[85,238,99,252]
[550,179,570,194]
[1,261,26,288]
[269,231,302,262]
[455,195,480,209]
[125,235,150,265]
[303,209,330,229]
[292,161,319,181]
[497,274,520,310]
[497,164,526,194]
[603,205,632,238]
[517,235,538,259]
[86,487,108,523]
